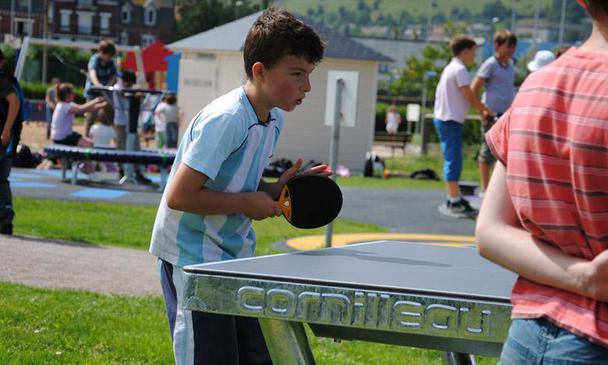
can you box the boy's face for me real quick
[258,55,315,112]
[495,42,517,60]
[459,47,477,65]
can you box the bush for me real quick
[21,81,85,104]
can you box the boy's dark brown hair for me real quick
[494,29,517,46]
[582,0,608,19]
[243,7,324,79]
[98,40,116,56]
[165,94,177,105]
[450,35,477,56]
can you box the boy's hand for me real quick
[243,192,282,220]
[278,158,333,187]
[581,250,608,301]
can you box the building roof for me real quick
[168,11,392,63]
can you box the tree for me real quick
[175,0,263,39]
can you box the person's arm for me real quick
[471,76,486,97]
[165,163,281,220]
[475,162,608,301]
[1,92,20,146]
[258,159,333,200]
[88,68,102,87]
[45,91,56,110]
[461,86,492,116]
[69,98,107,114]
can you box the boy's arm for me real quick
[166,162,281,220]
[475,162,608,301]
[1,92,20,147]
[461,86,492,116]
[471,76,486,97]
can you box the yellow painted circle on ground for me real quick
[286,233,475,251]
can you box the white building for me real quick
[168,11,392,173]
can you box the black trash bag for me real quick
[364,153,385,177]
[263,158,293,177]
[410,168,439,181]
[12,143,32,168]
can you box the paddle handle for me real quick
[274,186,292,221]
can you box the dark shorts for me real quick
[159,259,272,365]
[53,132,82,146]
[478,114,502,164]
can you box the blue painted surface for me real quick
[71,188,129,200]
[11,182,56,188]
[165,52,182,93]
[10,172,45,179]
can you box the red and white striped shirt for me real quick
[486,47,608,346]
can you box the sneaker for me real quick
[438,198,478,219]
[135,171,152,185]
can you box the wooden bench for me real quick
[373,131,412,156]
[44,144,176,191]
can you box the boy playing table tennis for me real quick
[476,0,608,362]
[150,8,329,364]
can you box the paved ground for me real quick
[1,167,479,297]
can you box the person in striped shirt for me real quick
[476,1,608,363]
[150,8,329,365]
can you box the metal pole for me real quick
[532,0,540,53]
[558,0,566,46]
[425,1,432,45]
[324,78,344,249]
[418,73,427,135]
[42,0,49,83]
[510,0,517,32]
[10,0,15,36]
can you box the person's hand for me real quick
[580,250,608,302]
[0,130,10,147]
[243,192,282,220]
[94,97,105,103]
[278,158,333,187]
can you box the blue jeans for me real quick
[166,122,178,148]
[500,318,608,365]
[433,119,463,181]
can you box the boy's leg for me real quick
[236,316,273,365]
[433,119,463,198]
[478,117,497,193]
[159,259,242,365]
[0,148,14,234]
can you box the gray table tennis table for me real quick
[182,241,517,364]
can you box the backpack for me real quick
[12,143,32,168]
[0,72,28,158]
[363,152,385,178]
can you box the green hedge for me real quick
[21,81,85,104]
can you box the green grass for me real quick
[0,282,173,364]
[12,197,385,254]
[0,281,498,364]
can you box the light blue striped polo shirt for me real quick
[150,87,284,267]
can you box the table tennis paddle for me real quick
[274,174,343,229]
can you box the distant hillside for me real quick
[279,0,555,19]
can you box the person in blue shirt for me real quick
[150,7,329,364]
[471,30,517,196]
[84,39,116,137]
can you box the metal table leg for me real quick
[71,160,78,185]
[258,319,315,365]
[442,352,476,365]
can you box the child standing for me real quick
[153,95,167,149]
[476,0,608,363]
[150,8,328,364]
[433,35,492,218]
[471,30,517,196]
[154,93,180,148]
